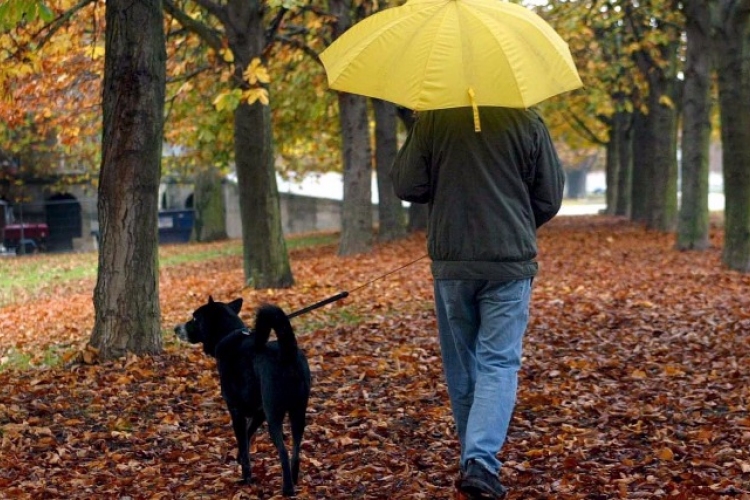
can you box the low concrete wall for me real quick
[224,182,375,239]
[280,193,343,235]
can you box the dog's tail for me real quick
[254,304,298,363]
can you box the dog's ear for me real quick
[229,298,243,314]
[209,295,214,304]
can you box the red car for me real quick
[2,223,48,254]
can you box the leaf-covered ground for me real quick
[0,216,748,499]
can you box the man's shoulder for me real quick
[482,106,543,121]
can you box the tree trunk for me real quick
[630,110,652,223]
[234,102,292,286]
[373,99,406,242]
[161,0,293,287]
[716,2,750,271]
[193,166,228,242]
[604,118,619,214]
[329,0,373,256]
[227,0,293,288]
[91,0,165,360]
[614,110,633,217]
[336,92,373,255]
[677,3,712,250]
[566,168,587,199]
[645,88,679,232]
[631,22,682,232]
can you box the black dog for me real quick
[174,297,311,497]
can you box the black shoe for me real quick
[459,460,507,499]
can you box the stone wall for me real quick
[223,180,368,238]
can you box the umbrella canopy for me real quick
[320,0,583,114]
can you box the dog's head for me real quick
[174,296,245,356]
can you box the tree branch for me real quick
[35,0,97,49]
[167,64,214,84]
[188,0,227,24]
[273,34,322,65]
[163,0,224,52]
[565,110,607,146]
[265,7,288,46]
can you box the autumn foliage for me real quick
[0,216,749,499]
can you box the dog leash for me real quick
[287,291,350,319]
[287,254,429,319]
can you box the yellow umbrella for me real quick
[320,0,583,130]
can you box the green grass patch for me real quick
[0,233,339,307]
[286,232,339,250]
[0,345,65,372]
[298,305,364,333]
[0,252,98,306]
[159,242,243,267]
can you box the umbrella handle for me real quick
[468,87,481,132]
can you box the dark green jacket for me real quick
[390,106,564,280]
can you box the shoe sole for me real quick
[460,478,507,500]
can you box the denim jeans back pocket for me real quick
[481,279,529,303]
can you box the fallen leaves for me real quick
[0,216,749,498]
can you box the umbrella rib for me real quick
[458,1,526,107]
[415,4,455,110]
[461,0,582,107]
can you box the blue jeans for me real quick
[434,278,532,475]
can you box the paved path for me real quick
[559,193,725,216]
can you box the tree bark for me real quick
[604,124,620,213]
[645,88,679,232]
[715,1,750,271]
[227,0,293,288]
[373,99,406,242]
[628,89,679,231]
[193,166,227,242]
[614,110,633,217]
[630,110,651,223]
[329,0,373,256]
[336,92,373,255]
[566,168,587,200]
[629,13,682,232]
[91,0,165,359]
[677,2,712,250]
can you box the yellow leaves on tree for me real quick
[243,58,270,85]
[219,47,234,63]
[242,58,270,106]
[212,89,241,112]
[242,87,269,106]
[210,58,270,110]
[0,0,103,166]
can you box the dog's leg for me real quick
[229,409,252,484]
[267,417,294,496]
[289,406,306,485]
[247,409,265,438]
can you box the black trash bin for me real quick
[158,209,194,244]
